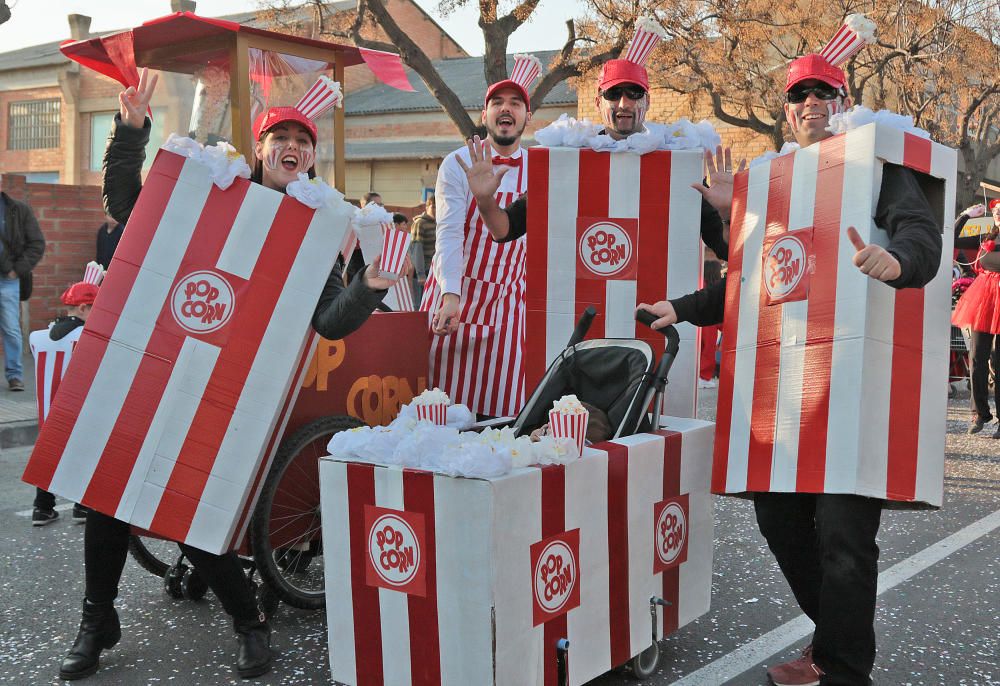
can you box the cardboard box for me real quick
[320,417,713,686]
[524,148,705,419]
[22,149,352,553]
[713,123,956,506]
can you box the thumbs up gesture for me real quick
[847,226,901,282]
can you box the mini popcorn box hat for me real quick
[485,53,543,107]
[61,261,105,306]
[785,13,877,92]
[252,75,344,142]
[598,16,667,92]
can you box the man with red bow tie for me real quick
[420,55,540,418]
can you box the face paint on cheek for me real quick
[827,99,843,118]
[265,142,287,171]
[789,108,803,133]
[633,102,647,129]
[299,148,315,171]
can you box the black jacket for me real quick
[0,191,45,277]
[670,163,943,326]
[102,115,384,340]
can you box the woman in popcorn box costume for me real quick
[639,15,942,686]
[59,69,395,682]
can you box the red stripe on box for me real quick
[83,182,247,516]
[606,442,631,666]
[713,172,750,492]
[526,148,550,387]
[746,153,795,491]
[540,465,567,686]
[150,196,317,542]
[637,153,671,348]
[403,470,441,684]
[346,463,383,686]
[903,133,932,175]
[23,153,185,490]
[658,430,682,634]
[886,288,924,500]
[576,150,611,340]
[795,134,847,492]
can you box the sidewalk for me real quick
[0,353,37,449]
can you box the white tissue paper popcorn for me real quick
[534,114,720,155]
[161,134,252,190]
[826,106,930,138]
[285,173,349,210]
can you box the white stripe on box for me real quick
[605,153,641,338]
[625,435,665,657]
[320,459,358,686]
[606,280,638,338]
[493,468,543,686]
[726,163,772,492]
[374,466,412,686]
[675,419,714,627]
[117,337,220,525]
[769,143,820,491]
[216,184,283,279]
[48,161,213,501]
[565,451,611,681]
[435,475,495,686]
[545,149,580,365]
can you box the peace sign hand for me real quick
[456,136,511,202]
[119,67,159,130]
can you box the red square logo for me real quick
[761,228,814,305]
[653,494,690,573]
[530,529,581,626]
[363,505,427,597]
[576,218,638,280]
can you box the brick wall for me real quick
[0,174,106,332]
[0,86,66,176]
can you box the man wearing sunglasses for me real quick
[637,52,941,686]
[460,55,729,263]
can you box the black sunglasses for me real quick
[786,84,841,103]
[601,85,648,101]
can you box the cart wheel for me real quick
[181,568,209,600]
[128,535,174,577]
[250,415,364,610]
[628,641,660,680]
[164,563,188,599]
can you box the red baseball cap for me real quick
[598,59,650,91]
[252,106,317,143]
[484,80,530,108]
[785,54,846,92]
[989,198,1000,211]
[61,282,99,306]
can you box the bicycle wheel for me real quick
[250,415,364,609]
[128,534,179,577]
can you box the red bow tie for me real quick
[492,155,522,167]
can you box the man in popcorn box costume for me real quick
[639,15,953,686]
[27,262,105,527]
[24,67,397,681]
[462,18,729,419]
[419,54,542,419]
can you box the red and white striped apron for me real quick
[420,148,528,417]
[29,325,82,425]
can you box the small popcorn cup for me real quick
[380,223,412,278]
[415,402,448,426]
[549,408,589,457]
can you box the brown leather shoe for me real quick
[767,644,823,686]
[8,378,24,391]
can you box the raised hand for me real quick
[119,67,158,129]
[847,226,901,282]
[636,300,677,330]
[456,136,511,201]
[963,204,987,219]
[363,255,399,291]
[691,145,746,218]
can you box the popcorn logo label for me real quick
[653,495,689,572]
[762,229,814,305]
[530,529,581,625]
[577,218,638,280]
[364,505,426,596]
[170,271,235,334]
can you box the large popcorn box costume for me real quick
[320,417,713,686]
[23,149,353,553]
[714,122,956,506]
[525,148,704,419]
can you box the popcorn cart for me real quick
[22,11,421,611]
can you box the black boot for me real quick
[234,611,271,679]
[59,600,121,680]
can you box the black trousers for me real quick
[967,329,999,421]
[754,492,883,686]
[83,510,258,622]
[34,487,55,510]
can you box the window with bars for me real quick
[7,99,61,150]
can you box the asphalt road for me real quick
[1,390,997,686]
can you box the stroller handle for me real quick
[566,306,597,347]
[634,310,680,357]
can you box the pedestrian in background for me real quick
[698,256,723,389]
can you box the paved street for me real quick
[1,387,997,685]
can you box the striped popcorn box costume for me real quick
[320,417,713,686]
